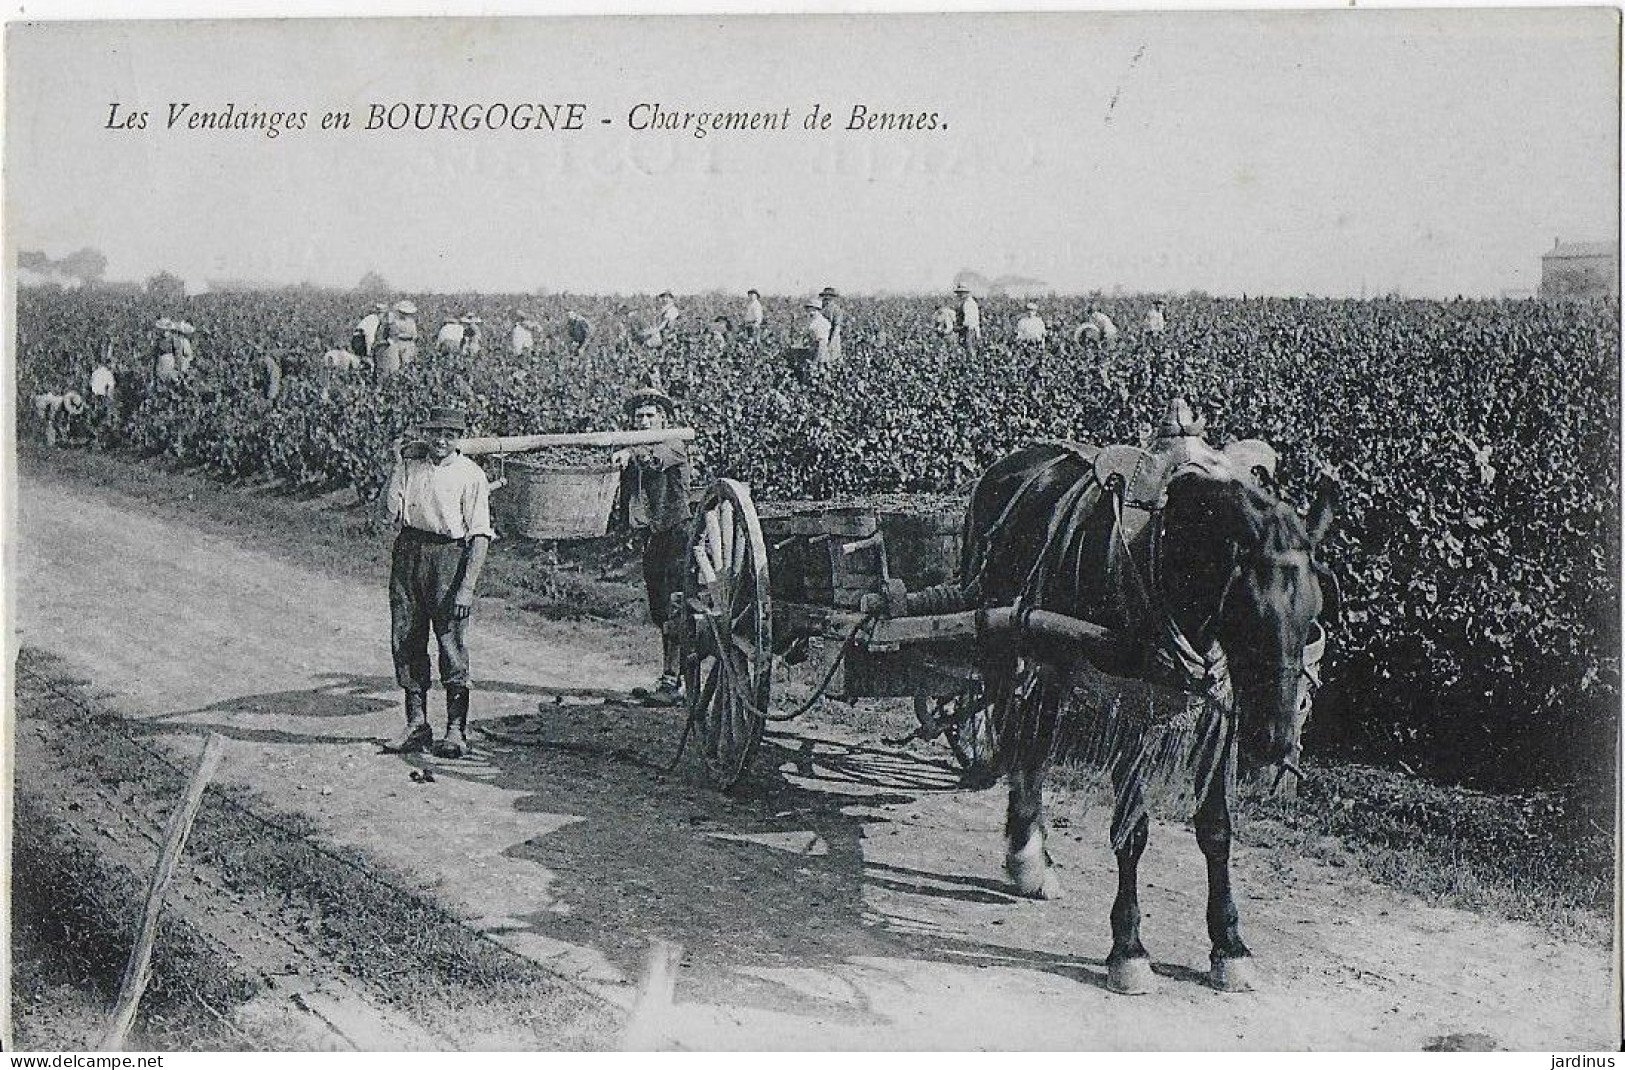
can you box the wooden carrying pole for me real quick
[100,733,226,1052]
[456,427,695,457]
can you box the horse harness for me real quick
[1002,433,1325,738]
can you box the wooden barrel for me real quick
[492,458,621,540]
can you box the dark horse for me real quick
[962,439,1336,994]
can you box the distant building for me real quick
[1539,240,1619,300]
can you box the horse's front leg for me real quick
[1002,666,1065,900]
[1106,777,1154,995]
[1004,766,1063,899]
[1195,775,1254,992]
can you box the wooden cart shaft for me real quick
[458,427,695,456]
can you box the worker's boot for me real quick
[383,690,432,753]
[638,630,684,707]
[436,685,472,759]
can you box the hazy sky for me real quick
[5,9,1618,297]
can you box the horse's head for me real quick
[1162,474,1337,771]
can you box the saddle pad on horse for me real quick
[1014,432,1280,681]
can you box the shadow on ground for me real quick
[133,673,1134,1026]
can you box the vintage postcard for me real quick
[4,8,1619,1055]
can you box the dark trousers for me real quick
[640,526,687,627]
[390,528,472,691]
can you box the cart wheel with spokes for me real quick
[679,478,772,790]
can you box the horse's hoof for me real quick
[1035,869,1065,900]
[1005,833,1061,899]
[1210,955,1255,992]
[1107,957,1154,995]
[1005,855,1064,899]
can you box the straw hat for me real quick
[417,406,467,433]
[623,385,675,418]
[393,300,418,315]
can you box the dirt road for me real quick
[15,472,1616,1050]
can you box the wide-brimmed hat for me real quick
[461,313,482,324]
[747,288,760,297]
[803,299,823,310]
[953,284,970,294]
[657,291,675,301]
[623,385,675,417]
[393,300,418,315]
[176,321,196,335]
[154,317,177,331]
[1025,302,1038,312]
[416,406,467,433]
[820,286,840,299]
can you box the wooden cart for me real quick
[672,479,1127,790]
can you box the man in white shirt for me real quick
[381,406,494,758]
[377,300,419,382]
[820,287,844,363]
[511,314,536,357]
[1144,300,1167,335]
[955,285,981,353]
[352,304,386,358]
[658,291,682,332]
[90,362,116,399]
[804,298,833,367]
[1016,302,1046,343]
[743,289,764,341]
[152,318,180,382]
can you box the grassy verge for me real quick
[11,795,269,1051]
[1238,761,1612,945]
[14,648,622,1050]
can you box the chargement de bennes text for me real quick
[103,101,947,138]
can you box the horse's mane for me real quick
[1164,470,1314,557]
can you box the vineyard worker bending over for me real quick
[381,406,494,758]
[352,303,386,358]
[567,310,593,350]
[612,385,692,708]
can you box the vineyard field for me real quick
[15,286,1620,810]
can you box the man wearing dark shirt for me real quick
[613,385,691,707]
